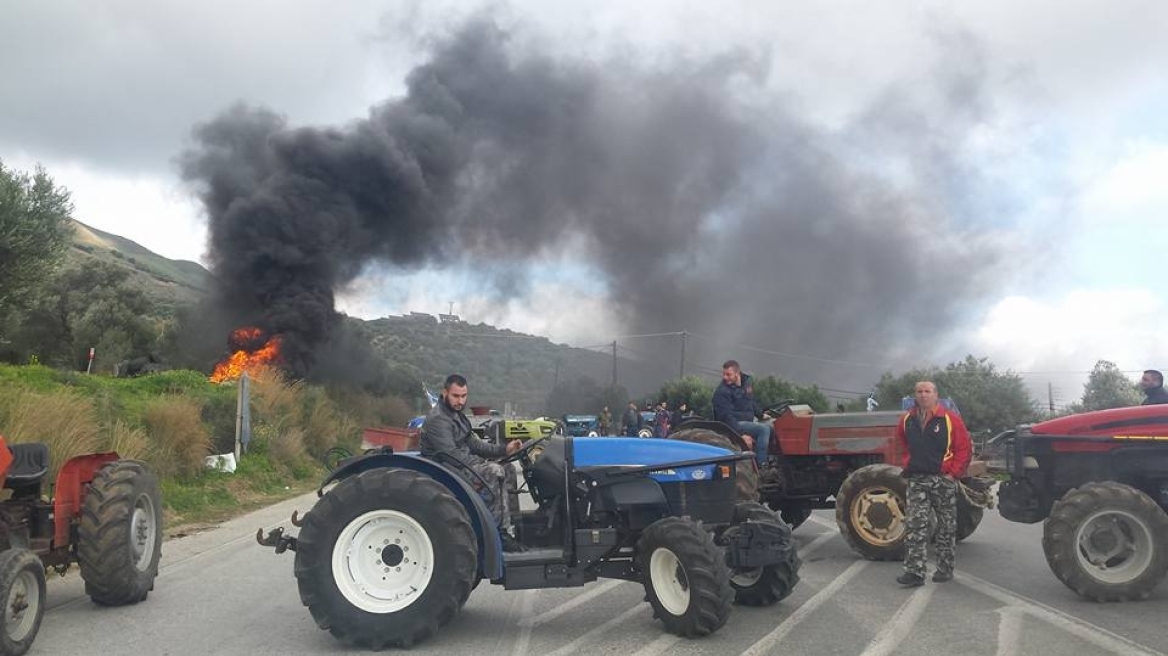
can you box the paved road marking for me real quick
[860,583,935,656]
[516,578,626,628]
[544,603,646,656]
[629,631,681,656]
[739,559,869,656]
[956,571,1164,656]
[509,590,537,656]
[994,607,1024,656]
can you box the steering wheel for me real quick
[500,438,544,464]
[761,399,794,419]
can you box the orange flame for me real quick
[210,327,283,383]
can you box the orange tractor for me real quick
[0,432,162,656]
[673,400,993,561]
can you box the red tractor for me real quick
[673,400,993,561]
[996,404,1168,601]
[0,432,163,656]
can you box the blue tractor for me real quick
[257,435,801,648]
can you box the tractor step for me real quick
[503,548,564,565]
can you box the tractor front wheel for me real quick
[78,460,163,606]
[637,517,732,637]
[1043,482,1168,601]
[294,468,477,649]
[0,549,45,656]
[727,502,801,606]
[835,464,907,561]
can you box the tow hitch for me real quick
[256,526,298,553]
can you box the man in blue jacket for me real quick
[712,360,770,468]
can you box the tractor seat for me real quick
[4,442,50,489]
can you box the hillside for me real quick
[68,219,212,314]
[75,224,666,412]
[361,314,647,415]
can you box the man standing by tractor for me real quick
[421,374,526,552]
[712,360,770,468]
[622,401,642,437]
[895,381,972,587]
[1140,369,1168,405]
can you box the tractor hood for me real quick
[1030,404,1168,437]
[572,437,732,483]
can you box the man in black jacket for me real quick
[1140,370,1168,405]
[421,374,524,551]
[622,401,642,436]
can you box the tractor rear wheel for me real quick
[77,460,163,606]
[835,464,907,561]
[0,549,45,656]
[727,503,801,606]
[1043,481,1168,601]
[670,427,759,501]
[637,517,732,637]
[294,468,477,649]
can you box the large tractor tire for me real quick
[636,517,733,637]
[956,497,984,543]
[835,464,908,561]
[726,503,801,606]
[670,427,759,501]
[294,468,477,649]
[77,460,163,606]
[0,549,45,656]
[1042,481,1168,602]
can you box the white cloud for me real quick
[973,289,1166,403]
[6,152,206,263]
[338,264,619,347]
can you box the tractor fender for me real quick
[53,452,121,547]
[320,452,503,580]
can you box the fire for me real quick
[210,326,283,383]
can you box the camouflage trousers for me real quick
[903,474,957,578]
[468,460,511,531]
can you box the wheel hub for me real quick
[851,487,905,545]
[649,548,691,616]
[381,544,405,567]
[332,510,435,614]
[1075,509,1153,583]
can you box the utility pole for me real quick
[1048,382,1055,415]
[447,301,454,316]
[679,330,687,379]
[611,341,618,388]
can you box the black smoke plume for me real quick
[180,17,1019,391]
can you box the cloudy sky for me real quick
[2,0,1166,405]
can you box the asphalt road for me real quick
[34,493,1168,655]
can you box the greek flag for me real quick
[423,385,440,408]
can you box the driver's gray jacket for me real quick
[420,399,506,468]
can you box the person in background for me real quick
[599,405,613,434]
[622,401,642,437]
[895,381,972,587]
[1140,369,1168,405]
[654,401,671,438]
[671,402,689,429]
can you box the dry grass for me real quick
[106,420,151,462]
[141,396,213,479]
[266,424,307,467]
[0,389,102,481]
